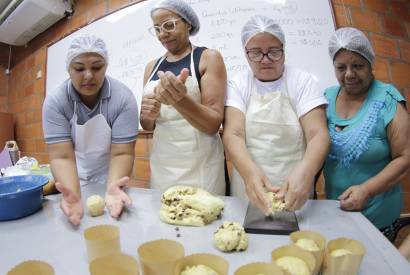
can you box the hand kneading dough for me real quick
[267,192,286,213]
[180,264,220,275]
[213,221,248,252]
[331,248,352,257]
[295,238,320,252]
[86,195,105,217]
[160,186,224,226]
[276,256,310,275]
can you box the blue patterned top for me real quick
[323,80,405,229]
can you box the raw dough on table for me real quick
[160,186,224,226]
[213,221,248,252]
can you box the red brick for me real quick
[391,0,410,22]
[70,11,88,30]
[383,16,407,38]
[333,4,350,28]
[406,22,410,37]
[371,34,399,58]
[404,88,410,112]
[0,95,7,106]
[25,83,34,96]
[351,8,382,33]
[362,0,387,13]
[373,57,390,83]
[25,110,35,124]
[331,0,361,6]
[399,40,410,63]
[391,62,410,88]
[134,137,147,157]
[403,170,410,192]
[88,1,107,22]
[25,139,36,153]
[403,192,410,213]
[108,0,130,12]
[36,139,47,153]
[134,159,150,181]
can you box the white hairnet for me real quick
[151,0,200,35]
[329,27,375,65]
[241,15,285,48]
[66,33,108,71]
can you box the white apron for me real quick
[143,47,225,195]
[69,81,112,186]
[231,73,306,200]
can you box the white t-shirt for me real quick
[226,65,327,118]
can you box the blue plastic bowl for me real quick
[0,175,49,221]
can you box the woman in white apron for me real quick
[140,0,226,195]
[42,34,138,225]
[223,15,329,215]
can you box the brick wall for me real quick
[1,0,409,210]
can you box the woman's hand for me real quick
[277,163,314,211]
[55,181,83,226]
[339,184,371,211]
[141,93,161,121]
[105,177,132,218]
[244,168,280,216]
[154,69,189,105]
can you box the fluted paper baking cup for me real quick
[138,239,185,275]
[323,238,365,275]
[89,253,139,275]
[272,245,316,275]
[234,262,284,275]
[7,260,54,275]
[290,230,326,274]
[84,224,121,263]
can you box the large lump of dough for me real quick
[160,186,224,226]
[213,221,248,252]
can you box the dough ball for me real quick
[213,221,248,252]
[180,264,219,275]
[276,256,310,275]
[86,195,105,217]
[295,238,320,252]
[331,248,352,257]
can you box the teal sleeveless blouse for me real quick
[324,80,405,229]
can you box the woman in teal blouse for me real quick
[324,27,410,241]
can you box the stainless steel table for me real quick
[0,185,409,274]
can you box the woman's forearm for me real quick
[174,95,223,135]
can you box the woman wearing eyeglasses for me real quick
[140,0,226,194]
[223,15,329,215]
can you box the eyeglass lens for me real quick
[247,49,283,62]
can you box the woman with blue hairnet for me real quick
[223,15,330,215]
[140,0,226,194]
[42,34,138,225]
[324,27,409,241]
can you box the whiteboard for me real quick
[46,0,337,111]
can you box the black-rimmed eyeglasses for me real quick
[246,48,284,62]
[148,18,183,36]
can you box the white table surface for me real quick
[0,185,409,275]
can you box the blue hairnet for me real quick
[329,27,375,65]
[151,0,200,36]
[66,33,108,71]
[241,15,285,48]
